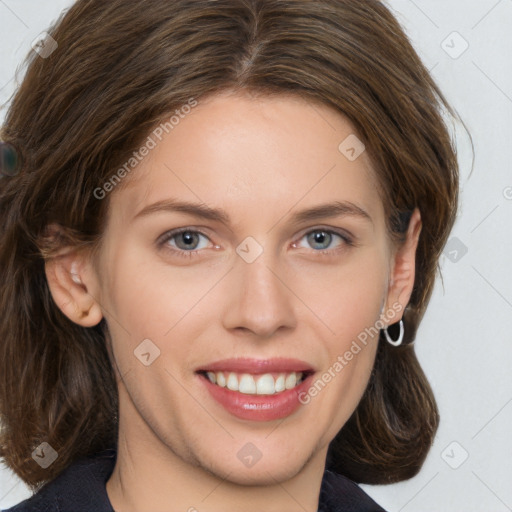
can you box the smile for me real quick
[195,358,316,421]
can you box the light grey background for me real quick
[0,1,511,511]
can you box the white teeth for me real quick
[275,374,285,392]
[216,371,226,387]
[256,374,276,395]
[285,373,297,390]
[227,372,239,391]
[205,371,305,395]
[238,374,257,394]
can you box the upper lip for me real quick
[195,358,315,374]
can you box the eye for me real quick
[158,228,213,259]
[293,228,354,253]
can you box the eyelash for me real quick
[157,227,355,260]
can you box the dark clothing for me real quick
[3,448,386,512]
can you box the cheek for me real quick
[290,248,388,340]
[101,246,219,369]
[290,249,386,425]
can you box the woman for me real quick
[0,0,459,510]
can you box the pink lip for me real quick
[195,358,315,422]
[195,357,315,374]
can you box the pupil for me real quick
[183,232,195,245]
[311,231,329,249]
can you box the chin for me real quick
[202,449,310,486]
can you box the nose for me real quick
[221,248,297,339]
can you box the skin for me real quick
[45,89,421,512]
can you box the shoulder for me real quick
[319,469,387,512]
[2,449,116,512]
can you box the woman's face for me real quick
[52,90,419,485]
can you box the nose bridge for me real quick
[222,237,296,336]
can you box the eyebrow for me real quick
[132,198,373,226]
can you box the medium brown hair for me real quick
[0,0,459,490]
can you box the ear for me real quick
[44,246,104,328]
[383,208,422,322]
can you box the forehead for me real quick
[109,91,383,227]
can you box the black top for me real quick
[3,449,387,512]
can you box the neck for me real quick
[106,382,327,512]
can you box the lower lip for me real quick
[198,373,314,421]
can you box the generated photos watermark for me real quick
[94,97,198,200]
[298,301,403,405]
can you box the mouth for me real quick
[195,358,316,421]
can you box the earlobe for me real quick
[45,253,103,328]
[384,208,422,320]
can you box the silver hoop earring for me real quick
[384,319,404,347]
